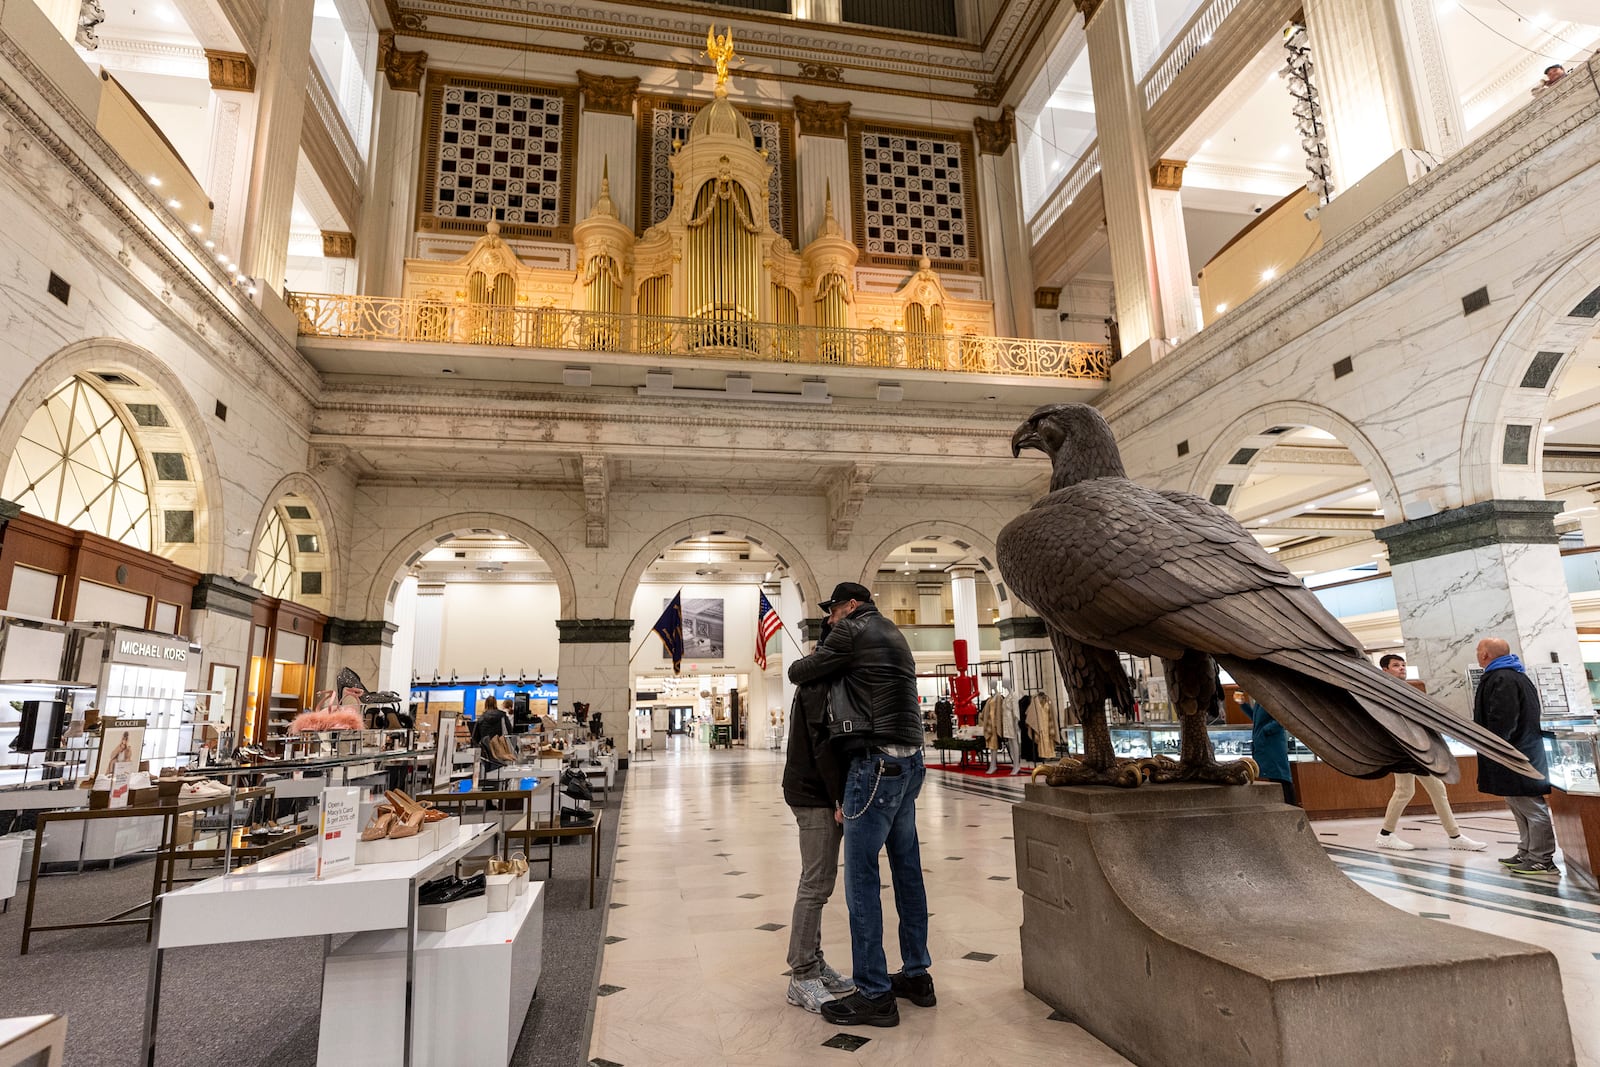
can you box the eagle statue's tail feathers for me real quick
[1216,656,1451,780]
[1219,652,1541,781]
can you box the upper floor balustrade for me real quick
[285,292,1114,381]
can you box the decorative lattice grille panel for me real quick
[850,123,980,272]
[420,73,580,240]
[637,96,796,244]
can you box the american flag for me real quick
[755,591,783,670]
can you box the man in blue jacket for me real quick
[1473,637,1558,877]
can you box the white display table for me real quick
[0,1013,66,1067]
[0,836,22,910]
[319,882,544,1066]
[141,823,498,1067]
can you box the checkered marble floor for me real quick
[589,741,1600,1066]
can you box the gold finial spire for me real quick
[705,24,736,96]
[591,155,617,219]
[818,179,843,238]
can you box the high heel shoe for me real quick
[386,804,426,839]
[360,805,395,841]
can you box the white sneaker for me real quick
[1447,834,1487,851]
[1375,833,1416,851]
[819,962,855,995]
[786,975,834,1014]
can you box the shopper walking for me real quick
[1473,638,1559,877]
[780,620,856,1013]
[788,582,932,1028]
[1239,692,1296,806]
[1373,654,1486,852]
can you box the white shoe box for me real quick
[418,893,487,931]
[356,823,440,865]
[485,873,516,912]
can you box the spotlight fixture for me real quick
[1283,23,1334,205]
[189,223,202,234]
[166,199,181,209]
[147,176,161,187]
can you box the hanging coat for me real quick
[1017,695,1039,762]
[1030,692,1059,760]
[981,692,1008,751]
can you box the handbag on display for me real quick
[561,766,593,802]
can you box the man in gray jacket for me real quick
[788,582,933,1028]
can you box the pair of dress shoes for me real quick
[418,873,486,905]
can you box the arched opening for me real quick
[249,479,336,615]
[370,516,575,736]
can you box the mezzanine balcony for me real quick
[285,292,1112,403]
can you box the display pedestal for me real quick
[319,882,544,1066]
[1012,782,1575,1067]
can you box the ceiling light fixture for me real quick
[189,223,202,234]
[147,176,161,187]
[1215,303,1228,314]
[1260,267,1277,282]
[167,199,181,209]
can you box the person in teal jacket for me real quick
[1240,693,1296,806]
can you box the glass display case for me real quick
[1545,731,1600,795]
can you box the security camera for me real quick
[1251,202,1265,214]
[1058,312,1070,322]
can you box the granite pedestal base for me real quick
[1013,782,1575,1066]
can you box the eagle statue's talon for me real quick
[1032,757,1146,789]
[1176,756,1259,786]
[1135,755,1185,784]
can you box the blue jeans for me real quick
[841,750,930,998]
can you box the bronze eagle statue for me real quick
[998,403,1540,787]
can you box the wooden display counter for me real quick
[1289,756,1507,821]
[1547,787,1600,890]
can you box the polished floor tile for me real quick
[591,740,1600,1065]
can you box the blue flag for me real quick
[653,591,685,674]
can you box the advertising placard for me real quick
[317,786,360,880]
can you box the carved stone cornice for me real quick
[192,573,262,620]
[308,444,350,476]
[204,49,255,92]
[582,35,634,57]
[326,618,399,646]
[974,106,1016,156]
[797,62,843,84]
[997,616,1048,641]
[556,618,633,644]
[1375,500,1563,566]
[1035,287,1062,309]
[1074,0,1107,24]
[793,96,851,139]
[321,230,355,257]
[577,70,640,116]
[825,463,876,551]
[1151,158,1186,191]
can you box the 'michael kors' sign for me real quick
[111,630,189,666]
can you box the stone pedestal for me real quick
[1013,782,1575,1067]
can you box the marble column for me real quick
[190,574,260,736]
[1077,0,1164,360]
[556,619,634,759]
[1303,0,1462,191]
[357,59,425,297]
[917,582,943,625]
[202,51,258,262]
[1376,500,1587,718]
[322,618,398,696]
[238,0,314,295]
[949,565,981,666]
[385,574,418,695]
[975,107,1033,338]
[794,97,852,244]
[575,72,639,232]
[1149,159,1196,342]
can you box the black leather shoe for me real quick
[820,991,899,1027]
[890,970,936,1007]
[419,874,486,905]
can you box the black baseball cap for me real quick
[819,581,873,612]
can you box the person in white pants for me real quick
[1373,654,1485,852]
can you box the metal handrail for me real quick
[1027,144,1100,244]
[1139,0,1243,109]
[285,292,1113,381]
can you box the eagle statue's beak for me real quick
[1011,422,1043,458]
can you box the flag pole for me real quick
[629,588,684,667]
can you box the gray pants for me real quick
[788,805,843,979]
[1504,794,1557,864]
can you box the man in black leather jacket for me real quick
[788,582,933,1028]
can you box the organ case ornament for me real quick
[578,71,641,116]
[793,96,851,139]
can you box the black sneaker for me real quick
[890,970,936,1007]
[1497,853,1528,867]
[820,990,899,1028]
[1509,860,1561,878]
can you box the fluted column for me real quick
[975,107,1033,337]
[238,0,314,294]
[1078,0,1164,360]
[949,565,980,665]
[1149,159,1196,342]
[574,72,640,232]
[1303,0,1462,190]
[410,582,444,680]
[794,96,852,244]
[202,51,258,261]
[357,36,426,297]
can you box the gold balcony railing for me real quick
[285,292,1113,381]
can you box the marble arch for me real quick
[857,520,1015,620]
[610,515,822,620]
[1187,401,1405,522]
[247,473,340,611]
[365,513,577,622]
[1461,237,1600,503]
[0,338,225,573]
